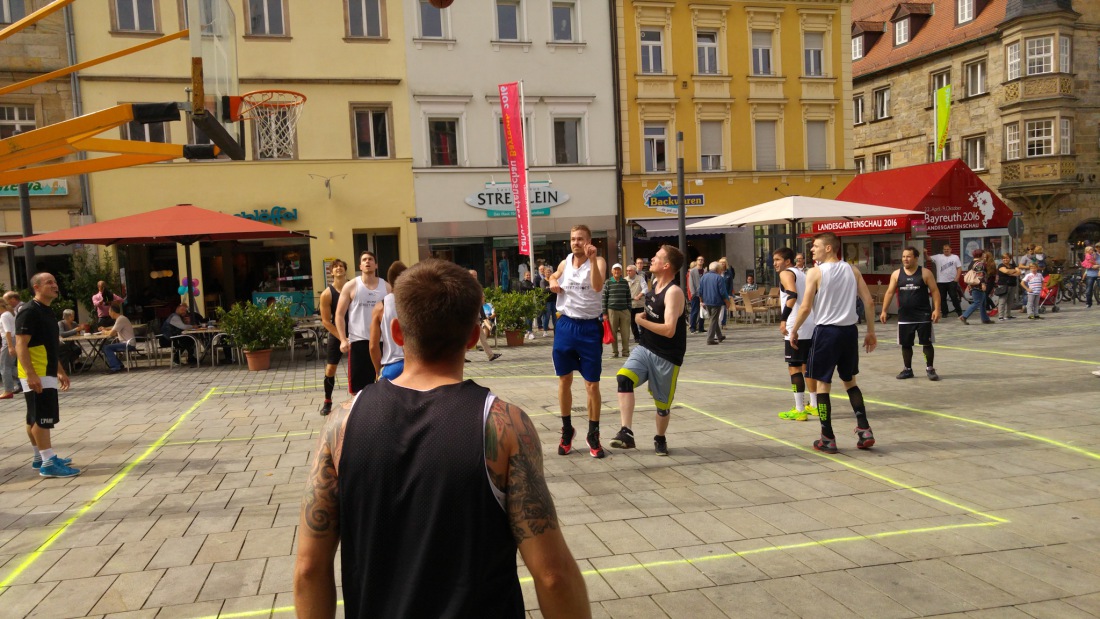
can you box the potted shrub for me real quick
[216,299,295,370]
[491,288,547,347]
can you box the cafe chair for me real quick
[211,333,241,367]
[290,327,319,362]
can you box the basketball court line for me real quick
[936,344,1099,365]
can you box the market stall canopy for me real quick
[11,204,312,247]
[836,160,1013,232]
[632,216,731,237]
[686,196,920,229]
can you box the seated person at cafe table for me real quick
[57,309,84,373]
[99,304,135,373]
[163,304,197,367]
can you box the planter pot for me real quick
[244,349,273,371]
[504,329,525,347]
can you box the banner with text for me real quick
[499,82,532,256]
[934,85,951,161]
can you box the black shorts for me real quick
[784,339,812,366]
[806,324,859,384]
[326,333,343,366]
[347,339,376,395]
[897,322,934,347]
[25,388,60,429]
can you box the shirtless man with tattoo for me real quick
[294,259,589,619]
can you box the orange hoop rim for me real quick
[231,89,307,121]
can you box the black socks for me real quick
[562,416,572,431]
[923,345,935,368]
[323,375,335,401]
[790,372,805,393]
[848,386,868,429]
[817,393,834,438]
[901,346,913,369]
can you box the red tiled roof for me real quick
[852,0,1006,78]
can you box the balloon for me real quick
[177,285,188,295]
[192,287,201,296]
[192,279,200,286]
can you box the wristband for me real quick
[781,306,793,321]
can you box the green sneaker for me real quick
[805,406,819,417]
[778,408,808,421]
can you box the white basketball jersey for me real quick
[812,261,858,327]
[781,267,816,341]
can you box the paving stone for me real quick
[29,574,115,618]
[145,535,205,570]
[143,563,212,608]
[90,569,164,615]
[196,558,267,601]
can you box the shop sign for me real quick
[0,179,68,196]
[466,181,569,218]
[235,206,298,225]
[813,216,912,236]
[643,185,703,214]
[923,189,998,232]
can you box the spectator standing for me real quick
[698,262,730,345]
[687,256,705,333]
[517,271,536,340]
[960,249,992,325]
[719,257,734,326]
[91,280,123,329]
[1083,246,1098,308]
[601,263,632,358]
[538,265,555,337]
[1021,263,1044,319]
[1,291,20,398]
[930,245,964,317]
[996,254,1021,319]
[625,264,648,342]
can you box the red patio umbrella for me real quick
[13,204,312,313]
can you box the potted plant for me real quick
[216,299,295,370]
[491,288,547,347]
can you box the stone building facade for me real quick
[851,0,1100,261]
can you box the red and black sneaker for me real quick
[855,427,875,449]
[558,426,576,455]
[813,435,838,454]
[586,431,607,459]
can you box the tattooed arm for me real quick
[485,398,591,618]
[293,406,349,619]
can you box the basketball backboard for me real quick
[188,0,244,159]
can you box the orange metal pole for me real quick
[0,0,75,43]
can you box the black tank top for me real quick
[640,281,687,365]
[337,380,524,618]
[327,284,339,323]
[897,266,933,322]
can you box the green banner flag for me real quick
[934,85,952,161]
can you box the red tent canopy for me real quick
[12,204,310,247]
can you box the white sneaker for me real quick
[526,333,534,340]
[1093,370,1100,377]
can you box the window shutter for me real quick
[755,121,776,170]
[700,122,722,155]
[807,121,827,170]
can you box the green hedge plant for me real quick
[216,299,295,352]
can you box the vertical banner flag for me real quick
[934,85,952,161]
[499,82,532,256]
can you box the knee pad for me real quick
[616,374,635,393]
[656,407,670,417]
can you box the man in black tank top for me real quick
[879,247,942,381]
[317,259,348,416]
[294,259,589,619]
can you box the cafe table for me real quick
[61,332,113,372]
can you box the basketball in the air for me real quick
[429,0,454,7]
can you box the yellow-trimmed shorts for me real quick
[616,346,680,412]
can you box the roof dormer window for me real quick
[895,18,909,45]
[852,35,863,59]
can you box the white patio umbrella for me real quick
[686,196,920,230]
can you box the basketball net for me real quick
[236,90,306,158]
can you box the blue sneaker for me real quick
[32,455,72,469]
[38,456,81,478]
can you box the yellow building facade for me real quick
[618,0,855,272]
[70,0,416,316]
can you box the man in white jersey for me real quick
[773,248,817,422]
[929,244,963,317]
[370,262,407,381]
[336,251,390,395]
[548,224,608,458]
[789,232,878,454]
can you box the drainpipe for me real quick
[64,4,91,217]
[608,0,625,263]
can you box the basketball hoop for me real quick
[231,89,306,158]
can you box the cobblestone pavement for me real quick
[1,303,1100,618]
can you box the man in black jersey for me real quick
[294,260,589,619]
[880,246,942,381]
[317,259,347,416]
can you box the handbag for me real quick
[964,269,982,287]
[994,285,1008,296]
[602,318,613,344]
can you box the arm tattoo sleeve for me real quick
[301,409,347,536]
[504,405,558,544]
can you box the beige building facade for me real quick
[852,0,1100,261]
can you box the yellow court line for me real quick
[937,344,1099,366]
[215,383,324,395]
[163,431,318,446]
[0,387,220,590]
[678,402,1007,524]
[679,379,1100,462]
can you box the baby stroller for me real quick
[1039,273,1061,314]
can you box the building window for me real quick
[754,120,777,171]
[353,108,390,158]
[806,120,828,170]
[965,60,986,96]
[640,29,663,74]
[418,0,443,38]
[247,0,285,36]
[347,0,383,38]
[1005,123,1020,160]
[1025,119,1052,157]
[853,96,864,125]
[1006,42,1020,80]
[429,118,459,166]
[958,0,974,24]
[1061,118,1072,154]
[496,0,520,41]
[551,2,574,42]
[498,116,532,166]
[643,123,666,172]
[930,70,950,105]
[854,157,865,174]
[804,32,824,77]
[1059,37,1071,73]
[751,31,773,75]
[852,35,863,60]
[553,117,581,165]
[895,18,909,45]
[0,104,35,138]
[1,0,26,23]
[963,135,985,170]
[115,0,156,32]
[697,32,718,75]
[928,140,951,162]
[873,87,890,120]
[254,110,296,159]
[874,152,891,171]
[123,118,167,143]
[700,121,722,171]
[1026,36,1053,75]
